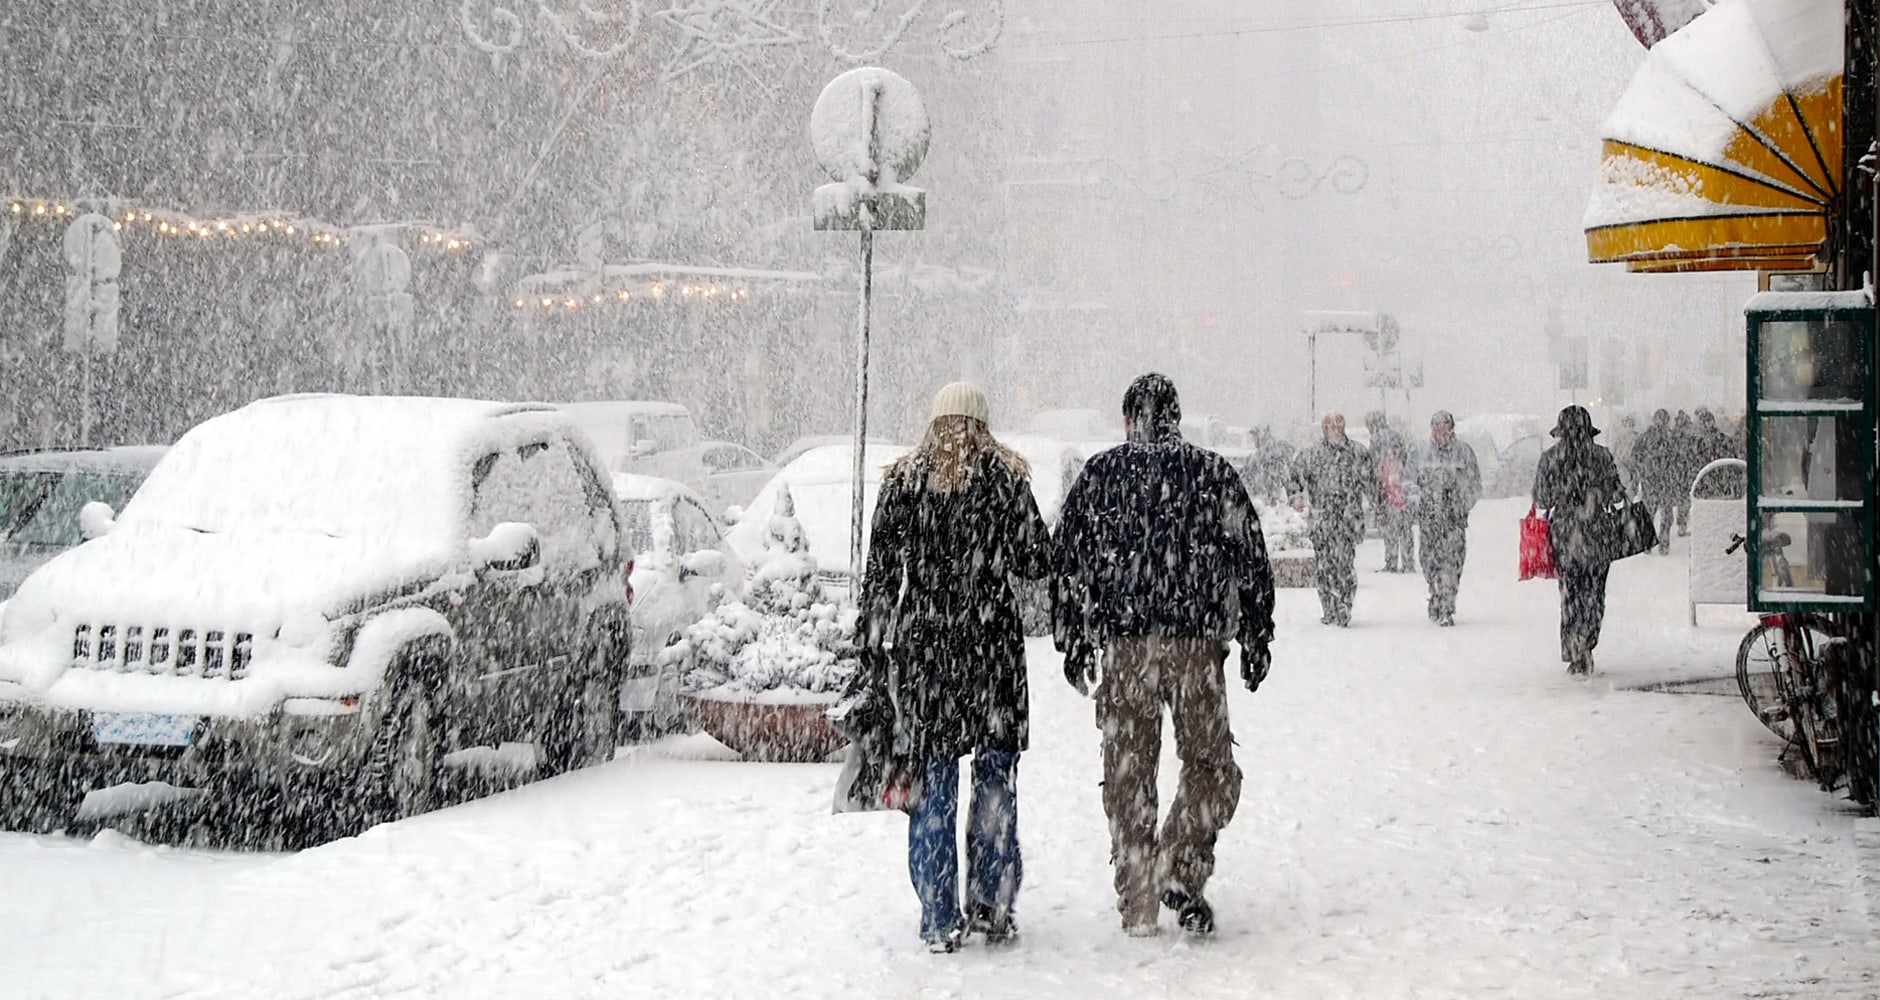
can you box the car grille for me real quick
[72,624,254,680]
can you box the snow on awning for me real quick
[1583,0,1842,273]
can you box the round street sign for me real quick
[810,66,929,186]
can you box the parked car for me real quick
[611,474,744,737]
[559,400,712,497]
[771,433,896,470]
[0,395,634,835]
[698,440,776,514]
[0,446,167,601]
[724,442,911,593]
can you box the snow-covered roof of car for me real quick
[558,400,692,419]
[0,446,169,473]
[118,394,575,545]
[611,472,708,505]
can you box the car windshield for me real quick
[0,469,61,536]
[7,469,146,549]
[619,499,657,555]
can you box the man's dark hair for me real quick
[1122,372,1181,427]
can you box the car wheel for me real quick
[361,673,443,825]
[0,758,89,834]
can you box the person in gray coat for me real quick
[1409,410,1481,626]
[1289,413,1376,626]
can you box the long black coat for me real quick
[1630,425,1681,504]
[1052,418,1276,649]
[859,449,1050,759]
[1533,438,1624,571]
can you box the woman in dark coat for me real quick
[859,381,1051,952]
[1533,405,1625,676]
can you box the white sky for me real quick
[1002,0,1757,431]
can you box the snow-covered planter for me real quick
[663,487,856,761]
[1255,498,1316,588]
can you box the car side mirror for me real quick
[78,502,116,541]
[630,438,659,458]
[471,522,540,572]
[680,550,726,580]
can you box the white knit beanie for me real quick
[929,381,990,424]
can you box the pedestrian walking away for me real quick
[1607,414,1640,496]
[1052,372,1277,938]
[857,381,1052,953]
[1671,409,1698,536]
[1630,409,1679,553]
[1533,405,1625,676]
[1365,411,1416,573]
[1410,410,1481,626]
[1290,412,1376,626]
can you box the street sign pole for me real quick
[80,339,92,448]
[849,225,874,582]
[811,66,929,585]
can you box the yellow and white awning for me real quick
[1584,0,1842,273]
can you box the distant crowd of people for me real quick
[1602,406,1743,553]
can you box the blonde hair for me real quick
[888,415,1029,493]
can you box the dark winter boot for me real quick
[967,903,1017,944]
[1161,886,1216,937]
[923,926,963,954]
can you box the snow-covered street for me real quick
[5,497,1875,999]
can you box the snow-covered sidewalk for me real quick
[3,498,1875,999]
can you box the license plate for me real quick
[91,712,198,747]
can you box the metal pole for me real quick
[849,227,874,585]
[1307,329,1317,420]
[849,79,885,590]
[79,338,92,448]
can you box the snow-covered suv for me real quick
[0,395,634,833]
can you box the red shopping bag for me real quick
[1519,505,1557,581]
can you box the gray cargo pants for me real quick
[1096,636,1243,929]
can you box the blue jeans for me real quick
[907,750,1022,940]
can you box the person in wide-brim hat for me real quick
[1533,403,1624,677]
[1550,405,1600,439]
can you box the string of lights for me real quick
[511,284,756,311]
[3,198,477,252]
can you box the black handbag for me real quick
[1600,499,1658,561]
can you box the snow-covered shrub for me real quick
[1254,497,1312,553]
[665,486,860,698]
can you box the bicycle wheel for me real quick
[1736,623,1799,744]
[1782,617,1844,789]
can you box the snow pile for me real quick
[1255,497,1312,553]
[667,485,859,698]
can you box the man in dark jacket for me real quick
[1534,405,1624,676]
[1052,372,1276,939]
[1289,412,1376,626]
[1631,408,1678,554]
[1409,410,1481,626]
[1364,411,1415,573]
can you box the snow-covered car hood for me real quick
[0,524,454,645]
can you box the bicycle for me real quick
[1728,531,1844,790]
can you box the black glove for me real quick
[1064,642,1098,697]
[1239,641,1271,694]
